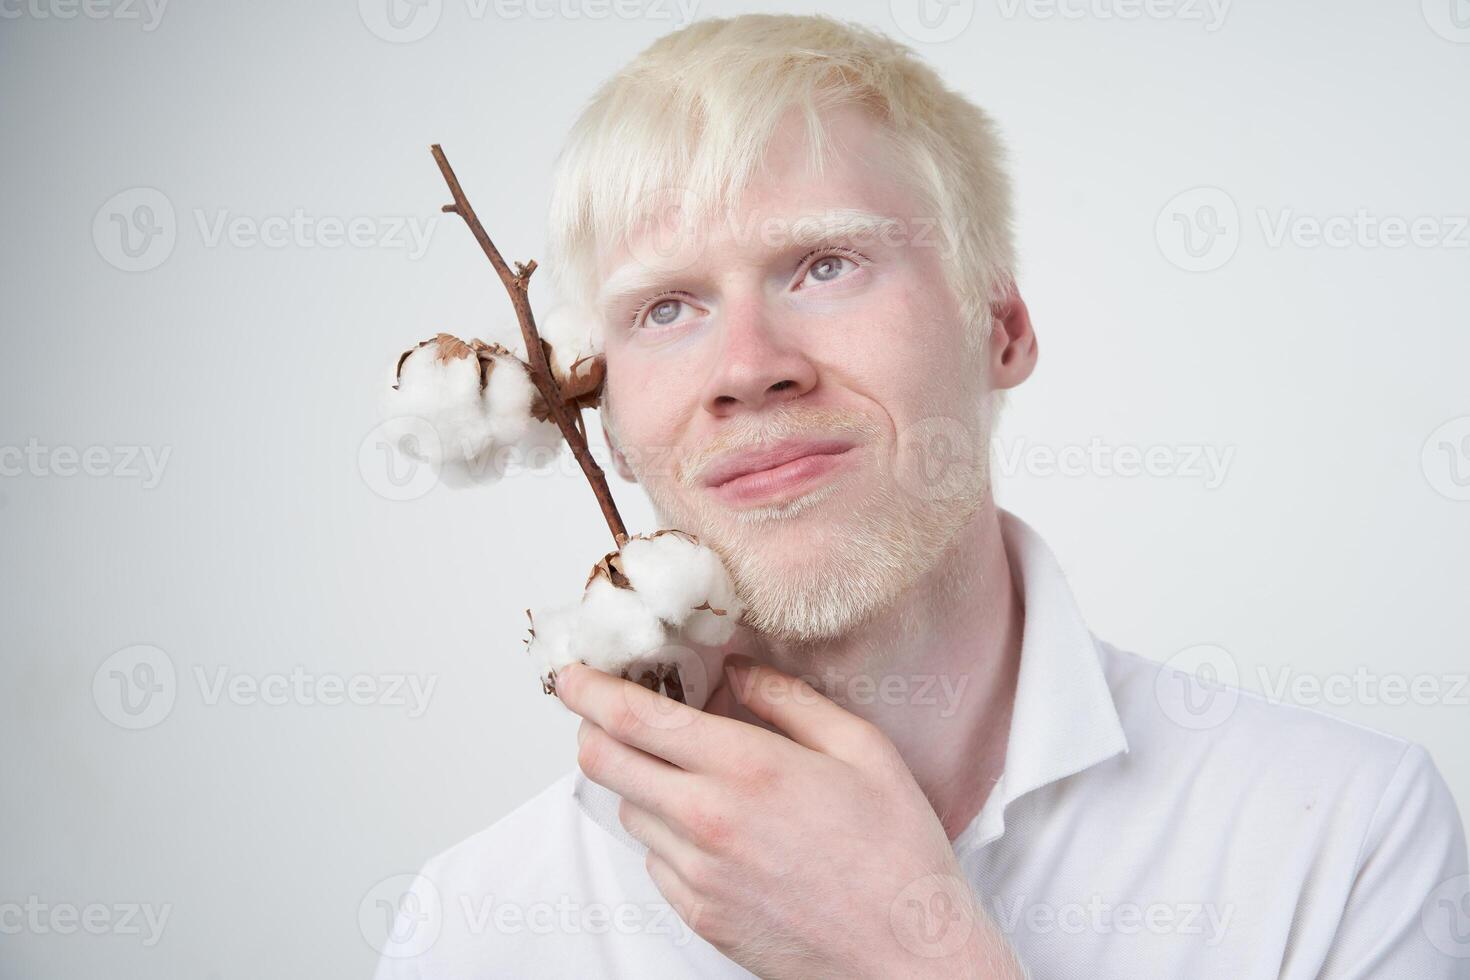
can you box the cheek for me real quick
[606,359,688,457]
[826,291,972,418]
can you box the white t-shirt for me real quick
[372,510,1469,978]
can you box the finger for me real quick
[559,661,758,773]
[722,656,884,763]
[618,797,701,869]
[576,718,684,814]
[643,850,704,936]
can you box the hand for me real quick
[555,656,1024,979]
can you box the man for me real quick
[375,14,1467,978]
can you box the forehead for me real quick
[594,103,922,304]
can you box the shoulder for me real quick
[1095,636,1430,785]
[1092,637,1465,902]
[415,769,586,893]
[372,770,728,979]
[370,770,592,978]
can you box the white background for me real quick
[1,0,1466,976]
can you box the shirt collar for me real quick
[958,508,1130,851]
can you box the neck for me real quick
[713,500,1024,840]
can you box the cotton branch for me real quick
[430,143,628,549]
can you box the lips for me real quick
[701,438,858,506]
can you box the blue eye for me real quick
[631,291,698,330]
[797,248,865,289]
[648,299,684,326]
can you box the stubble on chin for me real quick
[639,444,989,647]
[603,392,992,646]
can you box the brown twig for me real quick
[431,145,691,707]
[431,144,627,548]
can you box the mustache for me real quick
[677,406,882,488]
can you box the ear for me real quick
[987,284,1038,392]
[600,415,638,483]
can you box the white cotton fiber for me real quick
[527,601,581,672]
[382,341,498,463]
[382,338,564,470]
[479,351,543,444]
[683,604,739,646]
[617,534,710,623]
[574,577,669,669]
[619,533,744,632]
[526,533,744,689]
[537,304,603,380]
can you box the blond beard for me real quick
[603,399,992,646]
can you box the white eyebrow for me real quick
[594,209,903,315]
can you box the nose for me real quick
[701,294,818,417]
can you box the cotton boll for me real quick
[619,533,718,624]
[619,532,744,636]
[538,304,603,379]
[382,337,498,464]
[516,414,567,461]
[383,336,568,476]
[481,351,539,444]
[480,352,565,460]
[683,605,739,647]
[575,577,669,669]
[527,601,581,672]
[700,559,743,624]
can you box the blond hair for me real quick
[546,12,1017,359]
